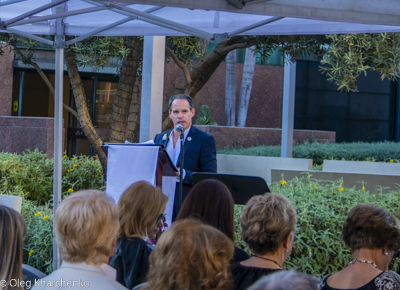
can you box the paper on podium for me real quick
[105,144,175,227]
[106,145,159,203]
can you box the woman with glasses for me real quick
[109,181,168,290]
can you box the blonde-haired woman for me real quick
[0,205,26,290]
[142,219,234,290]
[34,190,126,290]
[232,193,297,290]
[109,181,168,290]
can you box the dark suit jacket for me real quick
[154,125,217,211]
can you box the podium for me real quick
[192,172,270,205]
[103,144,177,226]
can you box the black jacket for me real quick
[109,236,153,290]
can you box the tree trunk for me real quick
[65,50,108,172]
[109,36,142,143]
[236,46,256,127]
[225,50,236,126]
[126,77,141,143]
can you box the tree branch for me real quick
[7,37,79,119]
[166,46,192,85]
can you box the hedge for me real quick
[234,175,400,278]
[219,141,400,165]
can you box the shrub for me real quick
[0,150,104,204]
[0,150,104,273]
[22,199,53,274]
[220,141,400,165]
[195,105,217,125]
[234,175,400,278]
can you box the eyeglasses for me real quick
[156,213,166,225]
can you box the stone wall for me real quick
[0,117,62,157]
[196,125,335,149]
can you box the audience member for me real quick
[248,270,318,290]
[33,190,126,289]
[109,181,168,289]
[320,204,400,290]
[176,179,250,262]
[141,219,234,290]
[0,205,27,290]
[232,193,297,290]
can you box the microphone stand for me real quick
[179,130,184,210]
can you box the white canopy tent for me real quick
[1,0,400,270]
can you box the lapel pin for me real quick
[162,133,168,141]
[187,137,192,141]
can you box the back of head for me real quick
[241,193,297,255]
[143,219,234,290]
[55,190,119,265]
[0,205,26,289]
[342,204,400,251]
[248,270,318,290]
[176,179,234,240]
[118,181,168,239]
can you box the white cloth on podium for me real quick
[106,144,175,227]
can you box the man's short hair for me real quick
[168,94,194,109]
[55,190,119,265]
[248,270,318,290]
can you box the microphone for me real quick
[175,124,185,132]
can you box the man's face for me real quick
[169,98,195,131]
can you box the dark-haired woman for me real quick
[176,179,250,263]
[320,204,400,290]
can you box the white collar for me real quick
[169,126,191,141]
[60,261,117,281]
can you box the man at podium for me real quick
[154,94,217,216]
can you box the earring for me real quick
[285,249,289,253]
[385,252,389,256]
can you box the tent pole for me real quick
[140,36,165,142]
[6,28,54,46]
[4,0,68,27]
[53,5,65,271]
[66,6,163,46]
[227,16,283,37]
[281,55,296,158]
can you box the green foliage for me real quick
[70,36,129,70]
[234,176,400,278]
[166,36,206,64]
[320,33,400,92]
[195,105,217,126]
[22,199,54,274]
[0,151,104,274]
[219,141,400,165]
[0,150,104,204]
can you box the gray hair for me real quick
[168,94,194,109]
[248,270,319,290]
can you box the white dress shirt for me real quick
[166,128,190,180]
